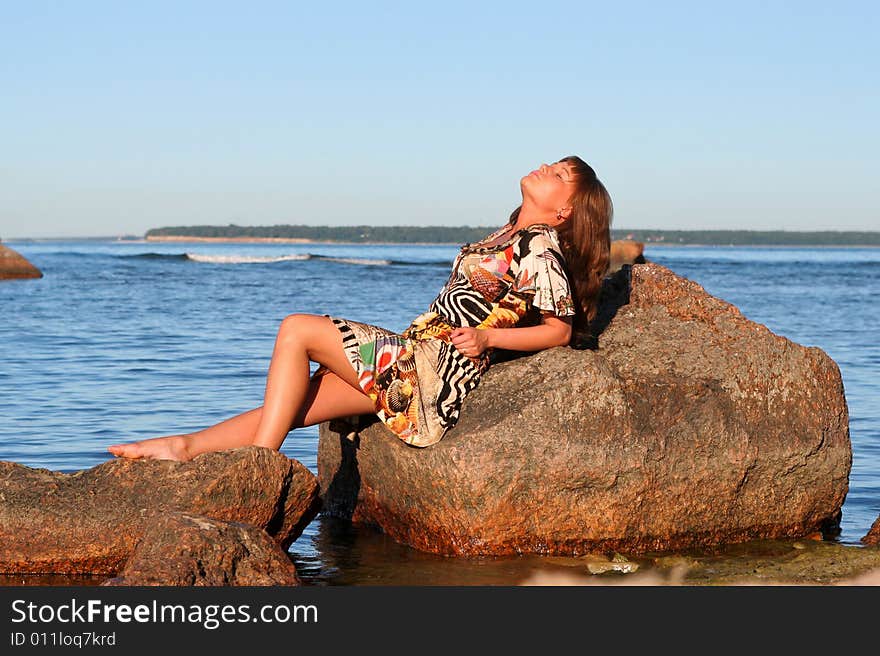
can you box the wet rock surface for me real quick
[318,262,851,557]
[521,540,880,585]
[0,446,320,574]
[102,511,300,586]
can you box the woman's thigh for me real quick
[294,369,375,427]
[279,314,362,390]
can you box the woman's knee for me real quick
[277,313,322,348]
[276,313,301,347]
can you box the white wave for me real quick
[185,253,312,264]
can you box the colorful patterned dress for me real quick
[318,222,576,447]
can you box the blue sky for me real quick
[1,1,877,238]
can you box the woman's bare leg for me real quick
[183,371,375,459]
[248,314,312,449]
[107,407,264,461]
[249,314,367,450]
[107,315,373,460]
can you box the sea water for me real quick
[1,239,878,584]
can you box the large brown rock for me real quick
[0,244,42,279]
[0,446,321,574]
[862,516,880,546]
[102,511,301,586]
[318,262,851,556]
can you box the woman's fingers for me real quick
[451,327,483,357]
[451,334,474,355]
[451,329,468,345]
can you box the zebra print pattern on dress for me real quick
[329,315,363,371]
[428,279,492,328]
[435,340,482,429]
[423,230,545,428]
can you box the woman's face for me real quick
[520,160,578,217]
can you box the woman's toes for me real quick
[107,437,190,462]
[107,443,143,459]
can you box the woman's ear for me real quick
[555,206,573,225]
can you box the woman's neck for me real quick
[512,202,553,231]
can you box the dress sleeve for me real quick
[512,230,576,317]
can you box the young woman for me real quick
[108,156,612,461]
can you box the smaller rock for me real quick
[587,560,640,575]
[0,244,42,279]
[587,555,640,575]
[862,516,880,546]
[607,240,645,275]
[102,511,300,586]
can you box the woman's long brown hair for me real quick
[507,155,613,344]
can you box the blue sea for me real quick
[2,238,878,585]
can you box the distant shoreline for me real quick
[141,235,880,248]
[4,236,878,248]
[140,226,880,248]
[144,235,460,246]
[146,235,314,243]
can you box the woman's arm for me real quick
[487,313,572,351]
[450,314,572,358]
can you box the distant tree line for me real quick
[144,224,880,246]
[611,229,880,246]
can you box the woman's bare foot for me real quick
[107,435,191,462]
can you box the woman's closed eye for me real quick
[556,170,575,183]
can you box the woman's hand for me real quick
[450,326,491,358]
